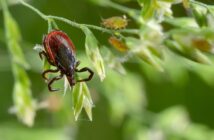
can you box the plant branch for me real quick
[18,0,138,35]
[19,0,47,20]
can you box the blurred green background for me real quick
[1,0,214,140]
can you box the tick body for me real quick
[40,30,93,92]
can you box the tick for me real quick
[40,30,94,92]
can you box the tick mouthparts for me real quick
[66,75,76,87]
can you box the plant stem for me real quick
[18,0,138,35]
[19,0,47,20]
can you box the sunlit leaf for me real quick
[72,83,83,121]
[82,83,93,121]
[72,82,93,121]
[82,26,106,81]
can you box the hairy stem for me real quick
[18,0,138,35]
[19,0,47,20]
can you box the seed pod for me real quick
[108,36,129,52]
[101,16,128,29]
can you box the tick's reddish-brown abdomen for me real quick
[43,30,76,65]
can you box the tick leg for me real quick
[48,73,63,92]
[39,51,55,65]
[75,67,94,82]
[75,61,80,68]
[42,68,59,80]
[39,51,47,60]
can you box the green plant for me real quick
[0,0,214,135]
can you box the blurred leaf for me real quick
[172,31,213,64]
[12,65,35,127]
[190,2,208,27]
[183,0,190,9]
[163,49,189,86]
[126,37,164,72]
[184,124,211,140]
[82,26,105,81]
[0,123,68,140]
[102,47,126,75]
[156,106,189,134]
[138,0,179,21]
[2,0,35,126]
[164,17,199,28]
[0,0,31,9]
[3,6,29,69]
[208,6,214,16]
[102,70,146,124]
[138,0,157,21]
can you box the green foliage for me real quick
[72,82,93,121]
[1,0,214,140]
[82,26,106,81]
[1,0,35,126]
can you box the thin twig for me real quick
[18,0,138,35]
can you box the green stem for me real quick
[18,0,138,35]
[47,19,52,33]
[19,0,47,20]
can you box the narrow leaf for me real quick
[82,26,106,81]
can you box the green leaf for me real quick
[82,82,93,121]
[72,82,93,121]
[72,83,82,110]
[164,17,198,28]
[82,26,106,81]
[82,82,93,104]
[72,83,84,121]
